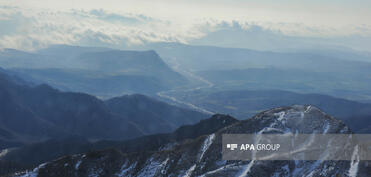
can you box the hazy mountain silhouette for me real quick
[1,46,187,97]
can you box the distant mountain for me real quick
[36,45,110,59]
[144,43,371,102]
[10,68,169,98]
[147,42,371,73]
[0,69,206,150]
[77,50,173,74]
[197,68,371,102]
[15,105,370,177]
[170,89,371,133]
[0,45,110,69]
[1,46,188,97]
[0,49,50,69]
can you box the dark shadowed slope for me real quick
[0,70,143,148]
[0,114,233,176]
[0,69,206,150]
[105,94,207,134]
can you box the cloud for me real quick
[0,6,203,50]
[87,9,150,24]
[191,20,371,52]
[0,5,370,52]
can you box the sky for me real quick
[0,0,370,51]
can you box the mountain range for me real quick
[1,44,370,176]
[146,42,371,73]
[0,46,187,97]
[0,69,206,150]
[144,42,371,102]
[3,44,371,102]
[13,105,370,177]
[0,114,237,175]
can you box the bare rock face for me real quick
[15,105,370,177]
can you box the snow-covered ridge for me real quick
[202,105,358,176]
[13,105,368,177]
[256,105,349,134]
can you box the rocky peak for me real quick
[223,105,351,135]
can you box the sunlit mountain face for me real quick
[1,0,371,177]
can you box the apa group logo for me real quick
[226,143,280,151]
[226,144,238,150]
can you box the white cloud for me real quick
[0,7,205,50]
[0,3,370,51]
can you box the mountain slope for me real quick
[105,94,207,134]
[0,115,234,176]
[16,105,370,177]
[0,72,143,147]
[75,49,187,87]
[0,69,206,150]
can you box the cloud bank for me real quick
[0,7,204,50]
[0,4,370,52]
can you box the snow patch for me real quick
[263,127,284,133]
[137,157,169,177]
[198,133,215,162]
[75,160,82,170]
[348,145,360,177]
[0,148,9,158]
[322,123,331,133]
[19,163,47,177]
[183,164,196,177]
[116,161,136,177]
[275,111,286,121]
[300,112,305,119]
